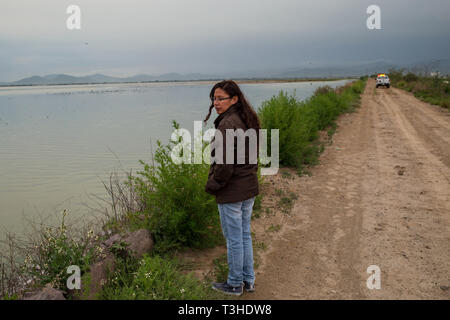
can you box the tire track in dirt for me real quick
[245,81,375,299]
[244,79,450,300]
[360,82,450,299]
[385,88,450,169]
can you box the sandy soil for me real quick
[180,79,450,299]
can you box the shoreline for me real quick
[1,78,367,300]
[0,77,354,89]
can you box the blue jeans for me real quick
[218,197,255,287]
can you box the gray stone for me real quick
[102,233,121,248]
[122,229,154,258]
[82,229,153,299]
[84,252,116,300]
[23,283,66,300]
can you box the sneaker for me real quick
[243,281,255,292]
[211,282,243,296]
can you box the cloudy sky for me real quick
[1,0,449,81]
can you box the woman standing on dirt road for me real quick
[204,80,260,296]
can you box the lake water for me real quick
[0,79,351,238]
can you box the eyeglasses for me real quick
[211,96,231,102]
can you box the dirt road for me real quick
[245,79,450,299]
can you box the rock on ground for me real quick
[82,228,154,299]
[22,283,66,300]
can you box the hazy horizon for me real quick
[1,0,449,82]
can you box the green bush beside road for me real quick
[258,78,366,172]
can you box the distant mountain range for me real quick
[0,72,219,86]
[1,59,448,86]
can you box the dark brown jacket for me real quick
[205,103,259,203]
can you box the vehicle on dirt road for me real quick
[376,74,390,88]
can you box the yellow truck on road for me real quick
[376,74,390,88]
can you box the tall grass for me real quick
[258,79,366,171]
[389,70,450,109]
[99,254,223,300]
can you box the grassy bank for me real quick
[1,78,367,300]
[1,121,225,300]
[258,77,367,173]
[386,70,450,109]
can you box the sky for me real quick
[1,0,449,82]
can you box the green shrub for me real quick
[21,210,101,291]
[441,98,450,109]
[397,80,407,88]
[212,253,228,283]
[100,254,217,300]
[307,91,342,130]
[128,122,222,253]
[258,80,366,170]
[2,293,19,300]
[258,90,317,168]
[405,72,419,82]
[253,194,262,212]
[387,69,404,83]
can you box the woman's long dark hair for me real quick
[204,80,261,130]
